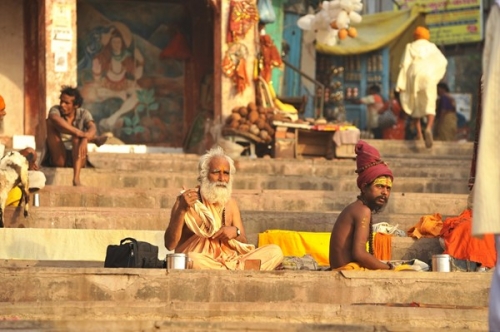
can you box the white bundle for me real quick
[296,0,363,46]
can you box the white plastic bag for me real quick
[258,0,276,24]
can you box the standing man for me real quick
[329,140,394,270]
[45,86,107,186]
[396,26,448,148]
[354,85,386,139]
[472,2,500,330]
[164,146,283,270]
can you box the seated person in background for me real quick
[0,95,5,155]
[382,90,407,140]
[1,97,46,207]
[6,147,46,207]
[44,86,107,186]
[353,85,386,139]
[164,146,284,270]
[435,82,457,141]
[329,140,395,270]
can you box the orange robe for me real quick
[177,199,283,270]
[440,209,497,268]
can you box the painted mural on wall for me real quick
[77,0,188,146]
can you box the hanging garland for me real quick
[226,0,259,43]
[222,42,250,94]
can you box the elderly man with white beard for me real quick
[164,146,284,270]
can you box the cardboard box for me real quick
[335,144,356,158]
[274,139,295,159]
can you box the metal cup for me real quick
[33,193,40,207]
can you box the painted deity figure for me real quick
[81,22,144,133]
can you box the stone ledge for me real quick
[0,302,487,331]
[3,206,432,234]
[41,167,470,193]
[34,186,469,215]
[0,266,491,307]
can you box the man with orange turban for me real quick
[329,140,395,270]
[396,26,448,148]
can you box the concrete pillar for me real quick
[44,0,77,111]
[218,0,257,123]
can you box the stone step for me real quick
[4,206,432,237]
[36,186,469,215]
[87,151,473,173]
[0,263,490,307]
[41,167,471,194]
[0,301,487,331]
[85,138,471,157]
[0,228,440,262]
[361,139,473,157]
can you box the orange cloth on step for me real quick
[407,213,443,239]
[440,209,497,268]
[0,94,5,118]
[373,233,392,261]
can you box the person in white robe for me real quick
[396,26,448,148]
[472,2,500,330]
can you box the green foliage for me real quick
[121,88,158,136]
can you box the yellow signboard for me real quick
[395,0,483,45]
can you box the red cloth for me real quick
[355,140,393,189]
[259,34,282,83]
[160,31,191,60]
[440,209,497,268]
[382,118,406,140]
[382,99,406,140]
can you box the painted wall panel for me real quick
[77,0,187,146]
[0,0,24,138]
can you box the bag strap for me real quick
[120,238,140,267]
[120,237,138,245]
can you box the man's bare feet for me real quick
[73,179,82,186]
[92,135,108,147]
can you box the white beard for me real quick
[200,179,232,205]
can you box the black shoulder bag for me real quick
[104,237,165,268]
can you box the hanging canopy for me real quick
[316,7,424,55]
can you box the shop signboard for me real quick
[395,0,483,45]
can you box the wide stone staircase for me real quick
[0,139,491,331]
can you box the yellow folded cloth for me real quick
[332,262,369,271]
[6,187,22,207]
[258,230,330,266]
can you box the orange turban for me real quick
[355,140,393,189]
[414,26,430,41]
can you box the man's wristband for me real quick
[387,262,395,270]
